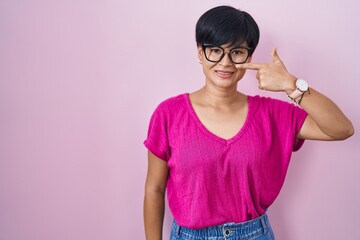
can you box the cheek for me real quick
[235,69,246,79]
[202,61,218,71]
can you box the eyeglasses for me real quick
[202,44,252,64]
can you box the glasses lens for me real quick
[204,46,224,62]
[230,48,249,64]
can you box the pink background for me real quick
[0,0,359,239]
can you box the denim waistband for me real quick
[172,214,270,239]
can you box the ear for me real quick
[197,45,204,61]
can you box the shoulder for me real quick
[249,95,306,120]
[150,93,189,120]
[250,95,307,124]
[147,93,190,134]
[250,95,291,106]
[157,93,187,109]
[249,95,301,112]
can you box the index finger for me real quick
[236,63,263,70]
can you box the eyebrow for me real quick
[219,43,249,50]
[203,43,250,50]
[222,45,251,51]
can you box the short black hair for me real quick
[195,6,260,56]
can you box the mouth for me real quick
[215,70,234,79]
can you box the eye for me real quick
[231,49,246,55]
[209,47,222,54]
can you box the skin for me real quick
[143,44,354,240]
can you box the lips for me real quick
[215,70,234,78]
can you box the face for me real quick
[198,43,252,89]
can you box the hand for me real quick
[237,48,297,93]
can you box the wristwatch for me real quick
[288,79,309,100]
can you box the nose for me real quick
[219,51,232,66]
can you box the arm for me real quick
[288,87,354,140]
[238,48,354,141]
[144,151,169,240]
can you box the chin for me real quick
[212,78,237,88]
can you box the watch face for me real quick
[297,79,308,92]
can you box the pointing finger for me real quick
[237,63,262,70]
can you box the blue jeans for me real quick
[170,213,275,240]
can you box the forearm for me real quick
[287,87,354,140]
[144,190,165,240]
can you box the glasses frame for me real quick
[201,43,252,64]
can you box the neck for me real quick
[198,84,244,108]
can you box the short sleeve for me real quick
[292,106,308,151]
[144,104,171,161]
[267,97,308,152]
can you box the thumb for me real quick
[272,48,283,64]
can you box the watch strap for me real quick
[288,89,304,100]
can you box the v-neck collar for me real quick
[184,93,255,146]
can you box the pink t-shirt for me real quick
[144,93,307,229]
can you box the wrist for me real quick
[283,75,297,94]
[287,78,310,105]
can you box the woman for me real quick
[143,5,354,240]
